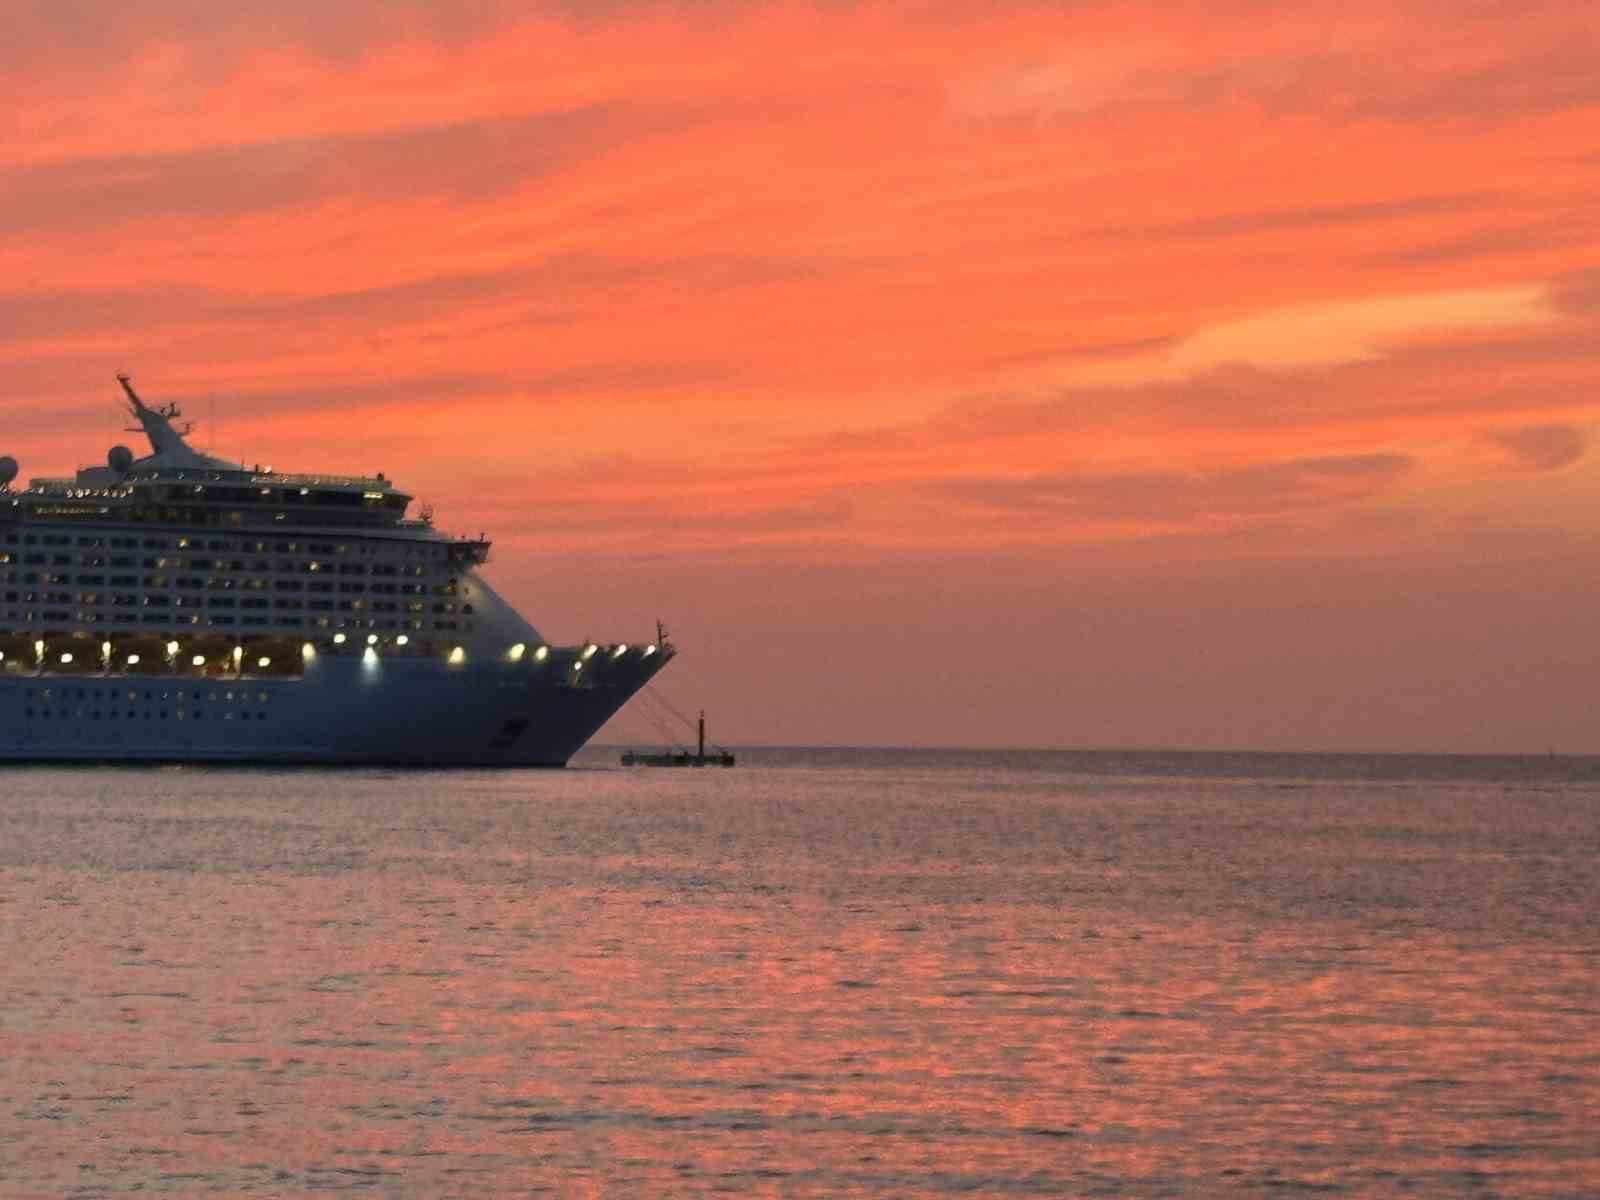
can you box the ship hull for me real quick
[0,651,667,766]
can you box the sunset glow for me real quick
[5,2,1599,750]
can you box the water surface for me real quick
[2,749,1597,1195]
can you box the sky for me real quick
[2,1,1599,751]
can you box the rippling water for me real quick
[2,749,1597,1196]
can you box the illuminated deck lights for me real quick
[508,643,526,662]
[191,654,205,666]
[612,644,627,658]
[448,646,465,664]
[126,654,141,665]
[302,642,315,660]
[534,645,549,661]
[644,644,657,657]
[257,656,271,668]
[59,652,73,664]
[333,632,347,645]
[363,646,378,665]
[582,644,597,660]
[396,635,409,646]
[367,633,378,645]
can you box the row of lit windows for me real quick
[3,613,462,631]
[2,531,453,559]
[6,593,459,613]
[25,708,269,722]
[31,687,273,702]
[2,557,441,578]
[4,577,449,596]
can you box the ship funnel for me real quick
[108,445,133,474]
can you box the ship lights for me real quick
[257,656,270,668]
[192,654,205,667]
[126,654,141,666]
[582,644,597,660]
[59,652,73,664]
[534,644,549,662]
[396,635,409,646]
[166,640,179,657]
[573,661,583,673]
[508,643,526,662]
[301,642,315,661]
[363,646,378,665]
[367,633,378,645]
[448,646,465,664]
[101,641,111,659]
[612,644,627,658]
[333,632,347,644]
[34,639,44,660]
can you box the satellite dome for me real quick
[107,445,134,473]
[0,456,17,486]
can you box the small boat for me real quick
[622,709,735,767]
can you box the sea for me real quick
[2,748,1597,1197]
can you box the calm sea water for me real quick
[2,748,1597,1197]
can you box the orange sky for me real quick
[3,1,1599,750]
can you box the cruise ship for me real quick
[0,376,672,764]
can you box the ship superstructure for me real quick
[0,377,671,764]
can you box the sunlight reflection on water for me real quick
[1,750,1597,1195]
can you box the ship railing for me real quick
[249,471,394,490]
